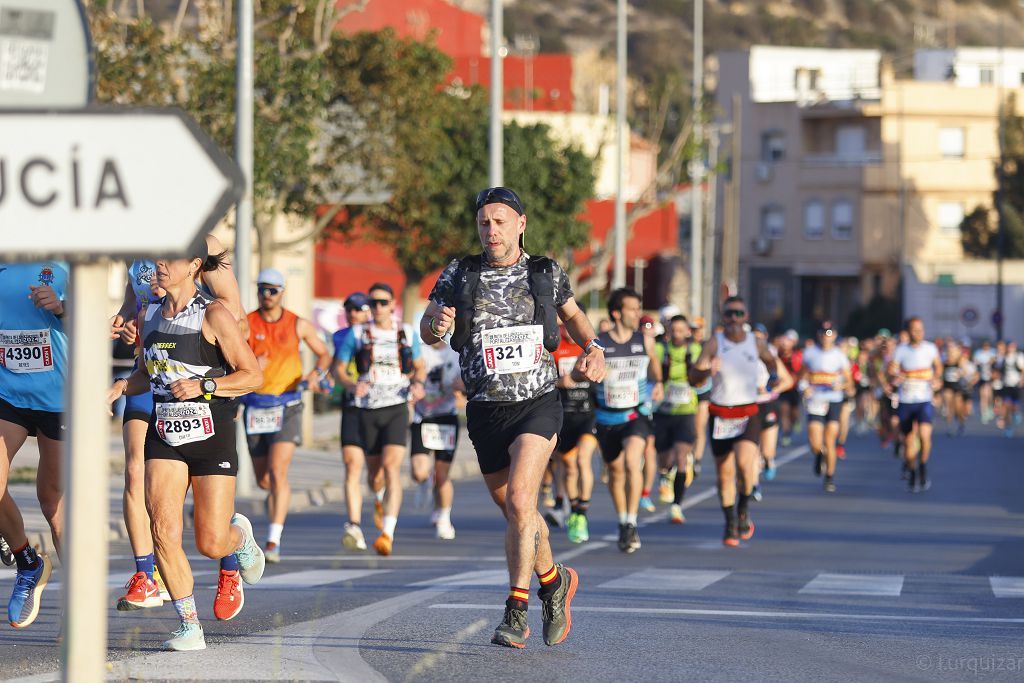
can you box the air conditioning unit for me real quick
[751,236,773,256]
[755,162,773,183]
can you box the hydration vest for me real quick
[354,326,414,376]
[449,254,560,354]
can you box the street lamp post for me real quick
[613,0,628,289]
[489,0,504,187]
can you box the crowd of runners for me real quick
[0,187,1020,651]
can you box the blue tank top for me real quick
[593,329,649,426]
[0,262,69,412]
[128,260,158,312]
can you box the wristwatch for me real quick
[201,378,218,398]
[584,338,605,353]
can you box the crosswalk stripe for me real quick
[799,573,904,596]
[408,570,507,588]
[989,577,1024,597]
[243,569,388,590]
[598,569,731,592]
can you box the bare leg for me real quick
[0,421,30,550]
[380,444,405,519]
[34,434,64,559]
[342,445,365,525]
[824,421,840,476]
[267,442,295,526]
[123,419,154,558]
[146,459,193,600]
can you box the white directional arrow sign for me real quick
[0,108,243,259]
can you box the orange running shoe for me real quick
[738,515,755,541]
[723,522,740,547]
[374,499,384,530]
[836,444,847,460]
[373,532,393,556]
[213,569,244,621]
[117,571,163,611]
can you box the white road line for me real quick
[409,570,508,587]
[800,573,904,597]
[428,603,1024,625]
[248,568,389,590]
[560,540,610,561]
[601,445,810,541]
[598,568,732,592]
[990,576,1024,597]
[107,554,507,562]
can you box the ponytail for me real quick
[200,250,230,273]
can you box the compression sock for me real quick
[13,543,40,571]
[135,553,156,580]
[537,565,562,598]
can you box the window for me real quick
[836,125,866,158]
[761,204,785,239]
[803,200,825,239]
[939,127,965,159]
[937,202,965,234]
[832,199,854,240]
[980,66,995,85]
[761,130,785,162]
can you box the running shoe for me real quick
[723,521,740,547]
[373,499,384,530]
[541,484,555,509]
[163,621,206,651]
[751,485,763,502]
[539,565,578,646]
[824,475,836,493]
[264,542,281,564]
[907,470,918,493]
[429,509,441,526]
[544,508,565,529]
[373,532,393,556]
[669,504,685,524]
[814,452,823,476]
[781,434,792,447]
[616,524,629,553]
[639,496,656,513]
[342,522,367,551]
[566,513,589,543]
[836,444,846,460]
[435,520,456,541]
[738,514,755,541]
[154,566,171,601]
[625,524,641,553]
[0,536,13,567]
[919,477,932,492]
[491,600,529,649]
[8,554,50,628]
[230,513,266,585]
[763,465,777,482]
[658,473,674,503]
[213,569,244,621]
[117,571,162,611]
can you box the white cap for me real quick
[785,329,799,342]
[256,268,286,287]
[659,304,681,322]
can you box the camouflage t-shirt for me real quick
[429,252,573,402]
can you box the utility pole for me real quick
[234,0,255,496]
[613,0,628,289]
[489,0,504,187]
[689,0,704,319]
[704,124,722,327]
[997,20,1006,341]
[721,93,742,306]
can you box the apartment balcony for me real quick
[802,151,882,167]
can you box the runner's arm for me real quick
[198,235,244,323]
[111,278,136,339]
[688,335,717,385]
[772,357,795,395]
[559,297,606,383]
[645,334,664,401]
[186,301,262,398]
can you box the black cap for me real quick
[475,187,525,215]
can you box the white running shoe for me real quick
[429,509,441,526]
[164,621,206,651]
[230,513,265,585]
[342,522,367,551]
[436,520,456,540]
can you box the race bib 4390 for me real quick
[0,329,54,373]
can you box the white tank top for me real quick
[710,331,760,406]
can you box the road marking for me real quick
[601,445,810,541]
[108,554,507,562]
[428,603,1024,624]
[248,569,388,589]
[598,568,731,592]
[799,573,904,597]
[990,576,1024,597]
[560,540,610,561]
[409,570,507,587]
[402,618,489,683]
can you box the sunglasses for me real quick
[723,309,746,318]
[258,286,281,296]
[370,298,392,308]
[475,187,524,214]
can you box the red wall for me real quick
[336,0,483,59]
[450,54,573,112]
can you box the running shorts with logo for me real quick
[758,400,779,429]
[896,401,934,434]
[709,407,762,456]
[244,391,303,457]
[411,414,460,463]
[466,389,562,475]
[146,399,240,476]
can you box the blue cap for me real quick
[256,268,286,287]
[344,292,370,311]
[753,323,768,336]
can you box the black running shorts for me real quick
[340,406,364,449]
[410,414,460,463]
[360,403,410,455]
[758,401,779,429]
[709,411,762,457]
[653,412,696,452]
[556,411,596,454]
[0,396,65,441]
[596,417,652,464]
[466,390,563,475]
[145,401,238,476]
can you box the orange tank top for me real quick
[247,309,303,395]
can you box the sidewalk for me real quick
[7,410,481,555]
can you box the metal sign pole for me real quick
[61,261,111,682]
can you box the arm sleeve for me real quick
[428,260,460,308]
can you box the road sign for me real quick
[0,108,244,260]
[0,0,93,108]
[961,306,979,328]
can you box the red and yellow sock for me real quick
[508,586,530,606]
[537,565,561,596]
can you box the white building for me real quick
[915,48,1024,89]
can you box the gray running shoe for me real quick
[626,524,641,552]
[163,621,206,651]
[540,565,578,646]
[491,601,529,648]
[230,513,265,585]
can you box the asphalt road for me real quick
[2,421,1023,682]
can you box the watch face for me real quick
[202,379,216,394]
